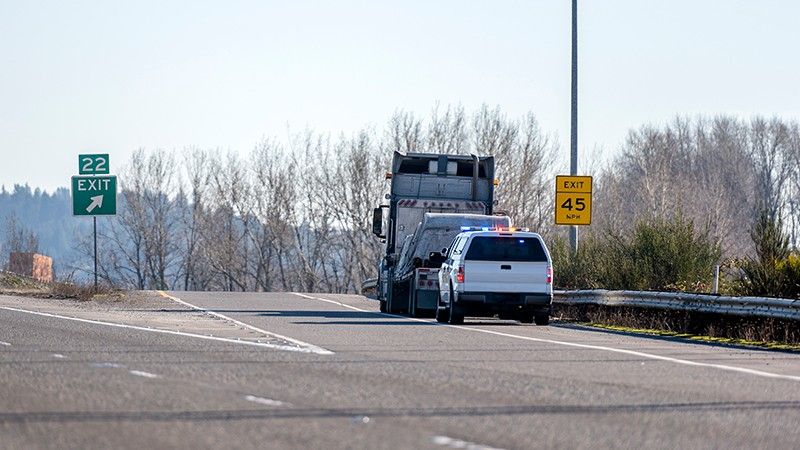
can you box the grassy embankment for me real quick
[0,271,117,301]
[554,303,800,351]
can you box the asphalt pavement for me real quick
[2,291,800,450]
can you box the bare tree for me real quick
[428,104,468,154]
[385,110,423,154]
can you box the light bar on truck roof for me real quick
[459,226,530,232]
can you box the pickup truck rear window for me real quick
[465,237,548,262]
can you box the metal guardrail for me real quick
[554,290,800,321]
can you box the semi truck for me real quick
[371,151,499,316]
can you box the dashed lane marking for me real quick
[91,362,125,369]
[0,306,329,355]
[51,354,66,359]
[432,435,506,450]
[0,341,11,346]
[129,370,160,379]
[244,395,289,407]
[157,291,334,355]
[293,293,800,383]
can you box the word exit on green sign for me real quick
[71,176,117,216]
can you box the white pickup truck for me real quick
[436,228,553,325]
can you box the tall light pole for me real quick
[569,0,579,254]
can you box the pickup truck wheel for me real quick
[448,306,464,325]
[534,312,550,326]
[435,289,449,322]
[435,305,450,323]
[447,286,464,325]
[517,313,534,324]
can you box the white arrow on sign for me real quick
[86,195,104,213]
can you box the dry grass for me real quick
[49,281,117,301]
[0,271,49,291]
[0,271,117,301]
[554,303,800,347]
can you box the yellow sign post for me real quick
[555,175,592,225]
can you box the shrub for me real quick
[738,212,800,298]
[550,215,721,292]
[603,215,721,291]
[549,236,604,289]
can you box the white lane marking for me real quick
[129,370,160,379]
[157,291,334,355]
[293,293,365,312]
[51,354,66,359]
[0,306,329,355]
[0,341,11,346]
[91,362,125,368]
[432,435,506,450]
[244,395,289,407]
[293,293,800,383]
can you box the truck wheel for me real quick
[534,312,550,326]
[379,300,387,313]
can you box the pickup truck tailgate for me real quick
[464,260,550,293]
[461,235,551,294]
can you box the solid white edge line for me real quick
[129,370,160,379]
[157,291,334,355]
[292,293,800,383]
[0,306,331,355]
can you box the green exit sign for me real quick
[78,154,110,175]
[72,176,117,216]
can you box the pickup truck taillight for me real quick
[546,266,553,284]
[456,265,465,283]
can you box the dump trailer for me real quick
[371,151,497,315]
[393,213,511,317]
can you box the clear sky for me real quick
[1,0,798,192]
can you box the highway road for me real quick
[2,291,800,449]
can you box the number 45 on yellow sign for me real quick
[555,175,592,226]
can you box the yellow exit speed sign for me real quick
[555,175,592,225]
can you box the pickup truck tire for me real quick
[446,285,464,325]
[435,289,449,322]
[534,312,550,326]
[517,313,534,324]
[448,306,464,325]
[435,305,450,323]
